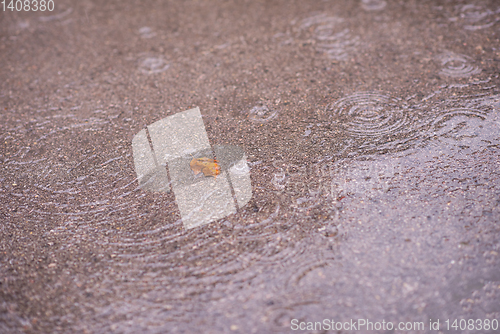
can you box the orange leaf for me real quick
[190,157,221,178]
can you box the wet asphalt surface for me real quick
[1,0,500,333]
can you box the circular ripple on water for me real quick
[437,52,481,78]
[248,104,278,122]
[361,0,387,11]
[430,108,488,138]
[459,4,500,31]
[297,14,360,62]
[237,233,310,269]
[0,109,151,261]
[138,26,156,39]
[326,92,410,139]
[138,56,169,74]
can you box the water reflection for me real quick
[330,104,498,200]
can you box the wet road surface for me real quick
[1,0,500,333]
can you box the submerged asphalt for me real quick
[1,0,500,333]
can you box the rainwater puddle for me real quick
[3,91,496,333]
[254,93,500,332]
[328,98,500,202]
